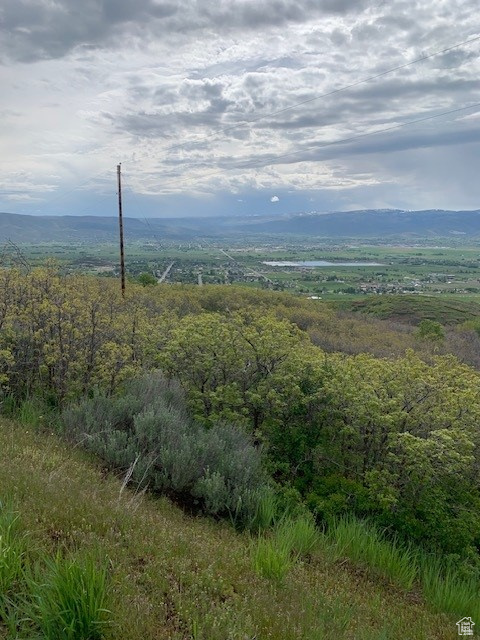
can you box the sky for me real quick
[1,0,480,218]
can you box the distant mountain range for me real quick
[1,209,480,243]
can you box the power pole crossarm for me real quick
[117,163,126,298]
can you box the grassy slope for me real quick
[0,420,456,640]
[332,295,480,325]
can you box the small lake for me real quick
[262,260,384,267]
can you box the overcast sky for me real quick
[1,0,480,218]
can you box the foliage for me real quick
[158,309,316,431]
[420,555,480,621]
[0,420,463,639]
[136,272,157,286]
[416,319,445,342]
[0,267,170,403]
[336,294,480,326]
[267,349,480,559]
[62,372,268,526]
[1,268,480,564]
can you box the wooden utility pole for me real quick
[117,163,126,298]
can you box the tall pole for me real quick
[117,163,126,298]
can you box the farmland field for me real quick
[6,239,480,310]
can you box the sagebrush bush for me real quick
[62,372,268,526]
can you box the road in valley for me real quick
[157,261,175,283]
[219,249,273,284]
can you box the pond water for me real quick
[261,260,384,267]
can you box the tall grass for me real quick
[252,513,319,582]
[327,516,418,590]
[247,486,279,532]
[0,502,24,596]
[0,421,464,638]
[0,501,26,634]
[252,537,293,582]
[275,513,319,559]
[0,500,111,639]
[326,515,480,622]
[17,398,47,428]
[420,554,480,621]
[26,554,111,640]
[1,394,57,430]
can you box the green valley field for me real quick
[5,239,480,303]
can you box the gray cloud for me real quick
[115,77,236,139]
[251,78,480,132]
[112,64,480,153]
[1,0,178,61]
[142,107,480,189]
[1,0,368,62]
[2,0,480,216]
[295,122,480,163]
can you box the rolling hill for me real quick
[1,208,480,243]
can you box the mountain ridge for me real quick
[1,208,480,242]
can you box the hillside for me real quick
[0,420,455,640]
[239,209,480,238]
[0,212,200,243]
[0,270,479,639]
[332,295,480,325]
[2,208,480,242]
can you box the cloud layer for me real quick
[1,0,480,216]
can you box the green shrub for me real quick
[269,350,480,563]
[26,553,111,640]
[416,319,445,342]
[62,372,269,526]
[306,475,371,522]
[136,272,157,287]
